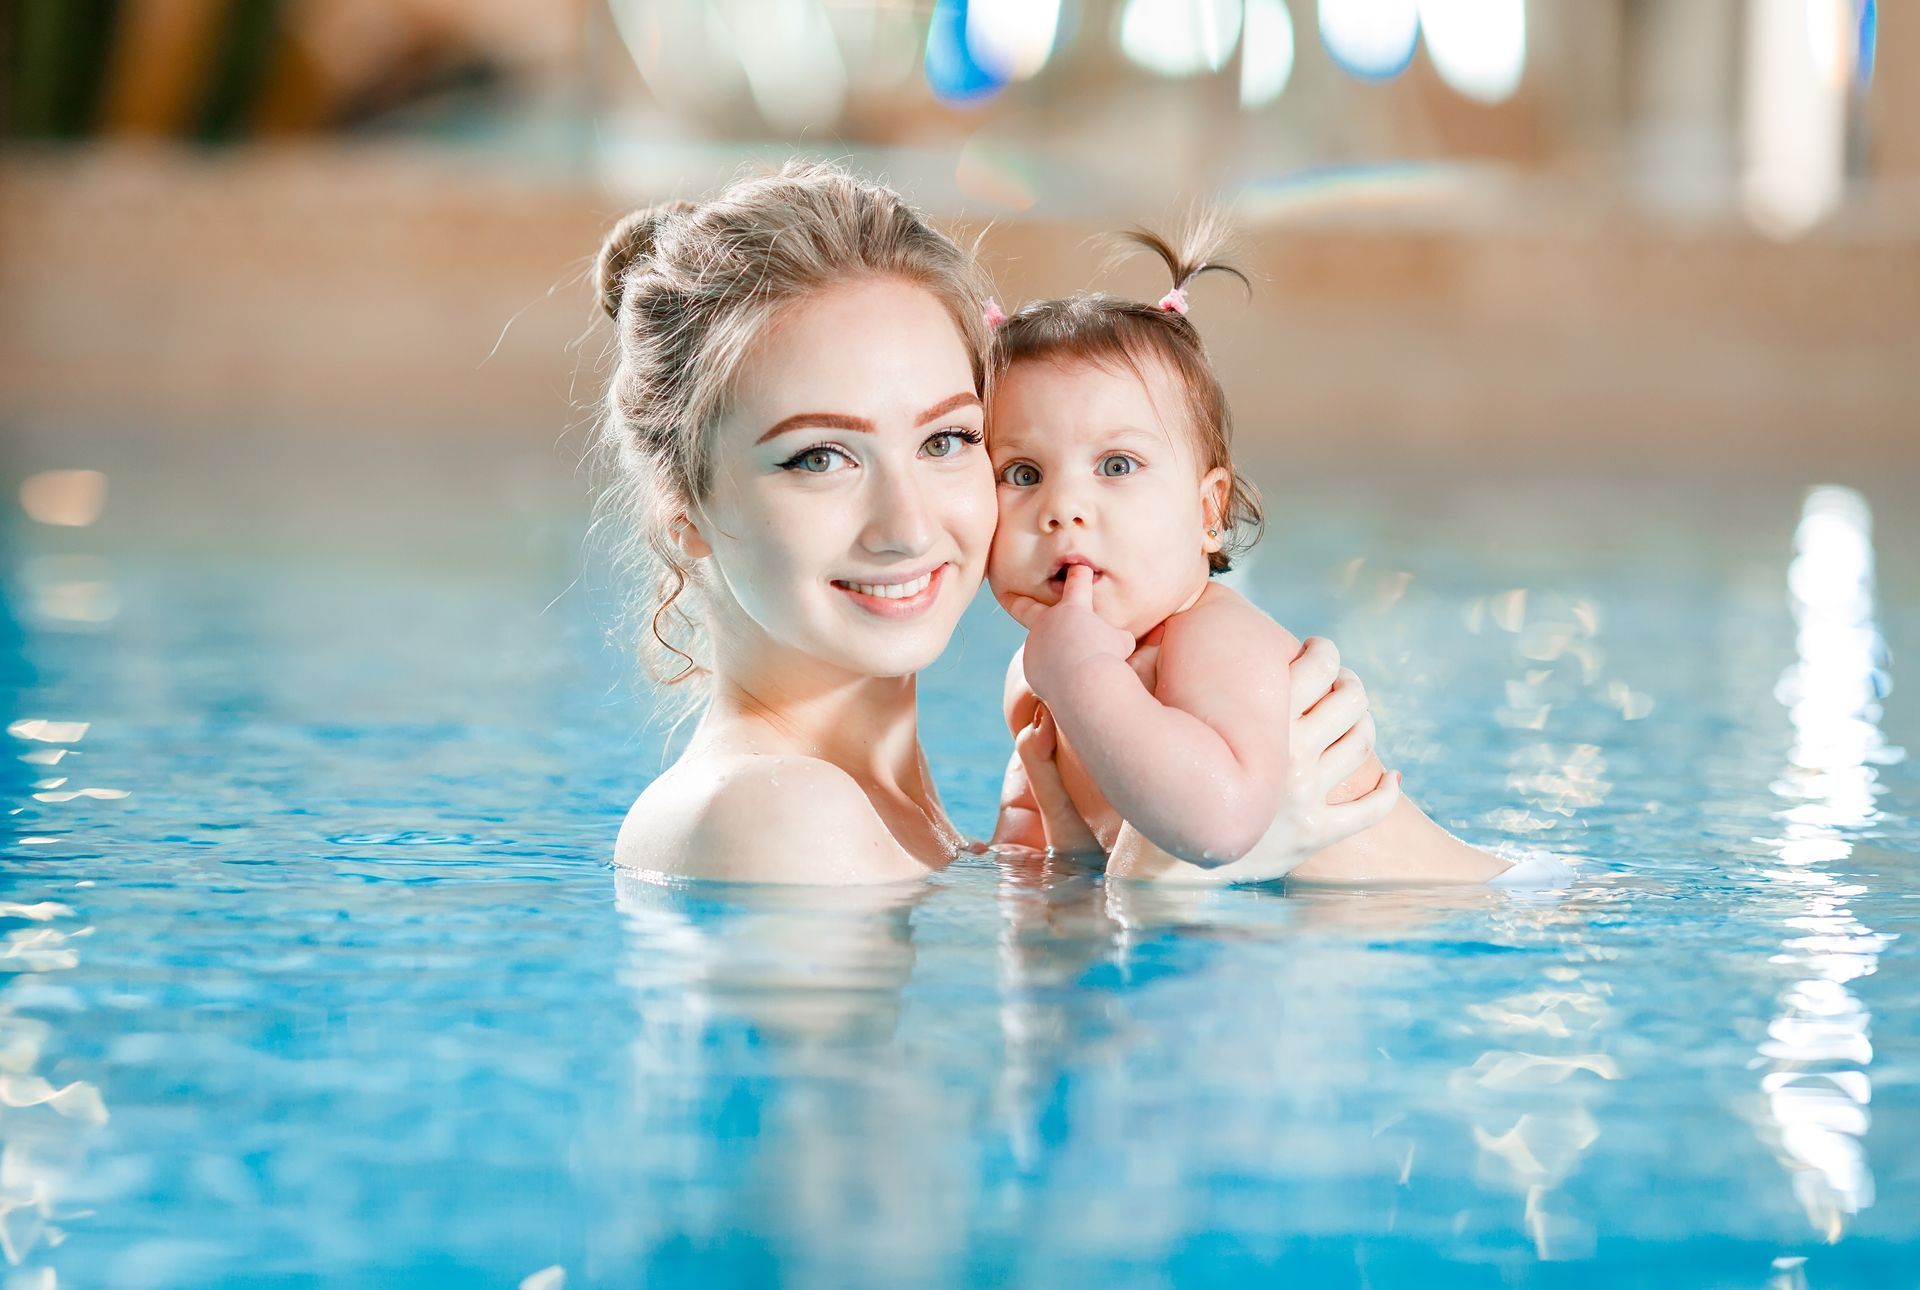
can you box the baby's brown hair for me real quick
[991,220,1264,574]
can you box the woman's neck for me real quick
[702,664,929,793]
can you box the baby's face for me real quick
[987,355,1227,638]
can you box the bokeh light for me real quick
[926,0,1009,102]
[1418,0,1526,105]
[1239,0,1296,109]
[1318,0,1419,81]
[1743,0,1849,237]
[1119,0,1244,78]
[966,0,1062,82]
[19,469,107,527]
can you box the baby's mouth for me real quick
[1048,557,1102,585]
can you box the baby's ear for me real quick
[1200,466,1232,551]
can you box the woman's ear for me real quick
[1200,466,1231,554]
[670,512,713,559]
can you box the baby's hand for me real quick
[1013,703,1104,855]
[1002,565,1136,702]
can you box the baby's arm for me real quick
[1012,569,1291,866]
[989,649,1103,855]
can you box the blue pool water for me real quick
[4,428,1918,1287]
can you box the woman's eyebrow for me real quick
[756,412,873,443]
[916,392,982,423]
[756,393,979,443]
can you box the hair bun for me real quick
[597,200,698,320]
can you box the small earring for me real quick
[1207,528,1218,539]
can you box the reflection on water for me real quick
[991,850,1121,1174]
[607,871,968,1282]
[3,716,109,1283]
[1756,485,1900,1241]
[1450,907,1616,1261]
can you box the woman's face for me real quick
[689,278,995,683]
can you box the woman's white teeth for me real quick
[845,571,933,599]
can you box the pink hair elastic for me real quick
[983,299,1008,329]
[1156,286,1190,315]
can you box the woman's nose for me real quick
[860,465,936,555]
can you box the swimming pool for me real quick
[5,426,1916,1287]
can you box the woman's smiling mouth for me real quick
[832,564,947,618]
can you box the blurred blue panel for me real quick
[1857,0,1877,88]
[924,0,1008,104]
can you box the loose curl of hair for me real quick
[991,217,1264,574]
[593,161,994,717]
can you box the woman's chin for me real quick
[829,616,962,679]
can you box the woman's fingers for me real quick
[1317,713,1376,792]
[1295,672,1367,755]
[1320,770,1401,844]
[1289,637,1341,716]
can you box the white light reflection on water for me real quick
[1453,940,1618,1260]
[6,700,118,1252]
[0,793,109,1281]
[1756,484,1900,1241]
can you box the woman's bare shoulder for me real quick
[613,752,933,885]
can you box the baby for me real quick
[986,226,1520,885]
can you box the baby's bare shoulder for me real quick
[1153,585,1299,713]
[1159,583,1299,658]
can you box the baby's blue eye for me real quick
[1000,462,1041,487]
[1099,454,1136,477]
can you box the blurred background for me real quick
[1,0,1913,469]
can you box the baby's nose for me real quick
[1040,489,1089,531]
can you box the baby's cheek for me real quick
[984,533,1021,601]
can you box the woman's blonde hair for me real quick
[991,218,1264,574]
[594,161,994,708]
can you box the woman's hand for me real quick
[1001,565,1136,703]
[1276,639,1401,853]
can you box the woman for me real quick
[596,162,1385,884]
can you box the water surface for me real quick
[3,428,1917,1287]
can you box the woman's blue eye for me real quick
[1099,454,1136,477]
[780,445,851,473]
[924,427,983,459]
[1000,462,1041,487]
